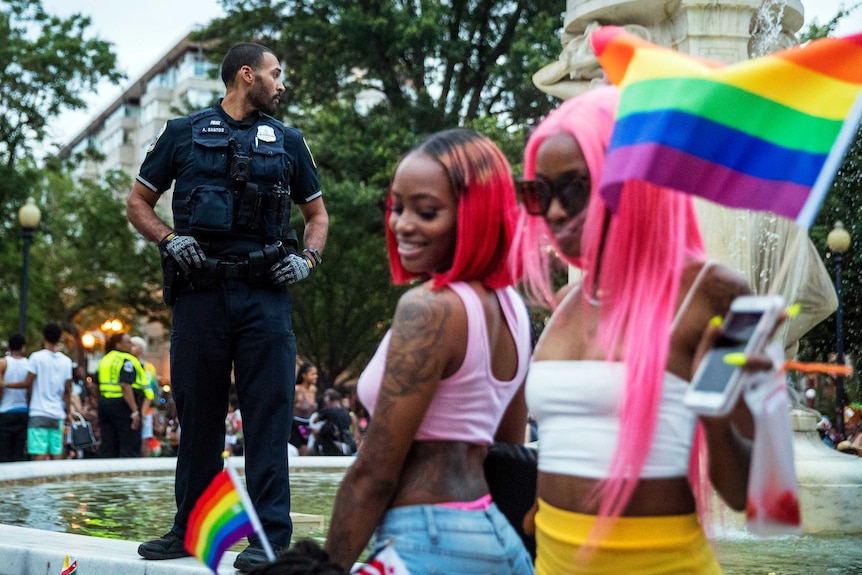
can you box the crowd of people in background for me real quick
[4,324,858,467]
[0,324,172,460]
[0,326,366,462]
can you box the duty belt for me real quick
[191,243,287,285]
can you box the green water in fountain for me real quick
[0,469,342,550]
[0,471,860,574]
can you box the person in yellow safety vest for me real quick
[97,332,154,457]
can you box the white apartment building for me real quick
[59,36,222,183]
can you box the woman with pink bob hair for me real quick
[326,129,534,574]
[514,87,759,573]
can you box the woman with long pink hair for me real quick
[513,86,757,573]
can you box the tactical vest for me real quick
[98,351,153,400]
[172,107,294,246]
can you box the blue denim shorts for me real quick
[372,501,534,575]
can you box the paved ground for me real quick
[0,456,353,575]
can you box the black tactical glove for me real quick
[268,248,321,286]
[159,232,206,275]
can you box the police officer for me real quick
[97,332,153,458]
[128,42,329,572]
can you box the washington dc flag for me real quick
[590,26,862,228]
[184,467,272,573]
[352,539,412,575]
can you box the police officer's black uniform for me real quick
[136,99,321,552]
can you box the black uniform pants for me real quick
[0,411,29,461]
[98,397,142,458]
[170,278,296,548]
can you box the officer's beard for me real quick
[249,77,279,115]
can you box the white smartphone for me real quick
[684,295,785,417]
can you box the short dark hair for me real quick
[221,42,276,86]
[106,332,127,353]
[296,362,316,385]
[8,333,25,352]
[43,323,62,345]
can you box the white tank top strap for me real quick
[670,260,715,332]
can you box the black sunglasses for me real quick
[515,170,591,216]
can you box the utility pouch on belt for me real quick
[282,228,299,253]
[247,242,283,278]
[191,259,221,289]
[161,251,180,307]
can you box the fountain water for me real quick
[1,462,860,574]
[0,456,351,575]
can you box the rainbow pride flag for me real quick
[590,26,862,228]
[185,467,269,573]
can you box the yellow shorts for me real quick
[535,498,723,575]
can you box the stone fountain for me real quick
[535,0,862,533]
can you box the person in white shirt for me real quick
[22,323,73,460]
[0,333,30,461]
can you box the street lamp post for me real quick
[17,198,42,336]
[81,332,96,375]
[101,319,124,334]
[827,220,852,437]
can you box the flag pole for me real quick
[224,451,277,562]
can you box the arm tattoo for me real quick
[327,293,458,567]
[379,295,451,400]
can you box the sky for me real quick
[803,0,862,33]
[40,0,862,148]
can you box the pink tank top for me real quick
[357,282,531,445]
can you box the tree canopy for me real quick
[0,162,164,362]
[0,0,122,179]
[0,0,138,348]
[795,14,862,419]
[194,0,559,184]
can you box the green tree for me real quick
[0,163,164,364]
[798,123,862,411]
[0,0,124,345]
[289,177,405,386]
[0,0,122,196]
[797,9,862,415]
[194,0,558,183]
[798,2,862,43]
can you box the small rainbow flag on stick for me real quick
[184,465,274,573]
[60,554,77,575]
[590,26,862,229]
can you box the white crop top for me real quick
[525,262,716,479]
[526,361,697,478]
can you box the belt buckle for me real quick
[219,260,247,279]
